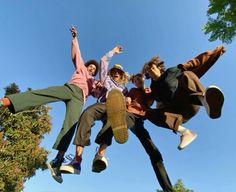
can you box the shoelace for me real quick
[63,154,75,163]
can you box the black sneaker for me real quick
[204,86,224,119]
[47,157,64,183]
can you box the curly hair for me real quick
[85,59,99,76]
[118,72,129,85]
[142,56,165,79]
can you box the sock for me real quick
[75,155,82,163]
[177,125,189,135]
[0,98,11,107]
[197,95,205,106]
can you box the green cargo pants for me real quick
[7,83,84,151]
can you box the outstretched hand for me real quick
[144,87,152,94]
[112,45,123,54]
[70,26,77,38]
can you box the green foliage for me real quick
[203,0,236,44]
[0,83,52,192]
[157,179,194,192]
[4,82,20,96]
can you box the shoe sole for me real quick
[92,159,107,173]
[178,133,198,150]
[60,165,81,175]
[106,89,128,144]
[205,86,224,119]
[46,163,63,183]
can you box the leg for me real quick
[92,112,136,172]
[6,84,75,113]
[146,109,183,132]
[60,103,107,174]
[95,111,136,146]
[73,103,107,146]
[146,108,197,150]
[130,120,174,192]
[178,71,224,119]
[53,96,84,151]
[47,86,84,182]
[179,45,225,78]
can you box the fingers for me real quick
[118,45,123,52]
[113,45,123,54]
[70,25,75,32]
[215,45,226,56]
[96,81,103,88]
[144,87,152,93]
[70,25,77,37]
[116,45,123,51]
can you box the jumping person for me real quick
[0,26,100,183]
[142,45,226,150]
[92,73,176,192]
[59,45,129,174]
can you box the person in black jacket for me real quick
[142,45,226,150]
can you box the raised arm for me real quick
[100,45,123,83]
[70,26,85,69]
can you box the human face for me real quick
[133,76,144,89]
[147,64,161,80]
[110,68,123,82]
[86,64,97,76]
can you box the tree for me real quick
[0,83,52,192]
[203,0,236,44]
[157,179,194,192]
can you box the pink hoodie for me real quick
[69,38,96,102]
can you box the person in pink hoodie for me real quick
[59,45,129,175]
[0,26,100,183]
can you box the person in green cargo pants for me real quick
[0,26,100,184]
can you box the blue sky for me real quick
[1,1,236,192]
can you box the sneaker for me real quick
[106,89,128,144]
[60,158,81,175]
[178,130,197,150]
[204,86,224,119]
[92,154,108,173]
[47,157,64,183]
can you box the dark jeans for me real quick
[95,112,174,192]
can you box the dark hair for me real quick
[129,73,144,83]
[142,56,165,79]
[85,59,99,76]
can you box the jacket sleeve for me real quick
[99,51,114,83]
[178,45,225,78]
[71,37,85,69]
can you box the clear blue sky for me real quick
[1,1,236,192]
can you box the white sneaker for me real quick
[92,154,108,173]
[178,130,197,150]
[204,85,224,119]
